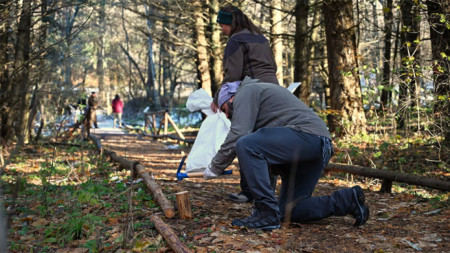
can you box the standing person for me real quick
[203,78,369,230]
[212,5,280,203]
[87,92,99,129]
[111,94,124,128]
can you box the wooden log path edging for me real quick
[89,135,191,252]
[150,214,191,253]
[89,135,175,218]
[325,163,450,192]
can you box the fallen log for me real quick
[136,164,176,218]
[150,214,191,253]
[90,135,175,218]
[325,163,450,192]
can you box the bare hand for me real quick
[210,101,219,113]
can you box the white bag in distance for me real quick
[185,89,231,173]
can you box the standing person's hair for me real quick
[219,6,261,36]
[114,94,120,100]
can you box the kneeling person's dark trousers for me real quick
[236,127,354,223]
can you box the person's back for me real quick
[217,5,279,86]
[223,29,278,85]
[112,97,123,113]
[111,94,123,128]
[88,95,98,110]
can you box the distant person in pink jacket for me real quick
[111,94,124,128]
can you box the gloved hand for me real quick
[204,164,219,180]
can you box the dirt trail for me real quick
[92,128,449,252]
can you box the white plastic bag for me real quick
[185,89,231,172]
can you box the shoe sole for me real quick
[352,186,369,226]
[258,224,281,231]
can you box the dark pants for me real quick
[239,171,277,198]
[235,127,354,222]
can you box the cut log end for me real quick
[175,191,193,219]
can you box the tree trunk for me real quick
[323,0,367,136]
[10,0,32,144]
[0,0,11,145]
[271,0,284,86]
[193,0,212,96]
[209,0,222,96]
[398,0,420,130]
[145,6,160,110]
[28,0,49,143]
[294,0,310,103]
[96,0,106,105]
[427,0,450,145]
[380,0,394,110]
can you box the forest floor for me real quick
[2,114,449,252]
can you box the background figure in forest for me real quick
[87,92,99,129]
[84,92,99,138]
[111,94,123,128]
[213,5,279,203]
[76,93,88,124]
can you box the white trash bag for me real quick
[185,88,230,173]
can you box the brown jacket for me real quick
[222,29,278,85]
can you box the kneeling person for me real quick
[204,77,369,230]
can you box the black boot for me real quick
[350,186,369,226]
[232,204,280,231]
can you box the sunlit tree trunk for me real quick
[193,0,212,96]
[427,0,450,145]
[323,0,367,136]
[209,0,222,96]
[271,0,284,86]
[96,0,106,106]
[63,6,79,88]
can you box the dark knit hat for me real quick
[217,10,232,25]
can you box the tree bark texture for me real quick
[96,0,106,105]
[294,0,310,102]
[427,0,450,145]
[0,1,11,144]
[136,164,176,218]
[150,214,191,253]
[271,0,284,86]
[145,6,160,110]
[209,0,222,96]
[397,0,420,129]
[10,0,32,143]
[322,0,367,136]
[193,0,212,96]
[380,0,394,109]
[175,191,193,219]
